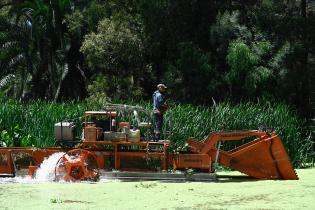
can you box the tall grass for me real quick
[164,102,313,167]
[0,100,103,147]
[0,100,313,167]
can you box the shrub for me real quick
[0,100,312,167]
[164,102,313,167]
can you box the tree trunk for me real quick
[29,38,49,100]
[299,0,310,117]
[54,40,87,101]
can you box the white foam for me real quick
[0,152,65,184]
[0,152,117,183]
[35,152,65,182]
[0,176,34,184]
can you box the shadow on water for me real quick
[216,175,258,183]
[0,173,259,184]
[99,174,259,183]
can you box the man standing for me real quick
[153,84,168,142]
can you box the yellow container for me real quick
[128,129,140,142]
[85,126,97,141]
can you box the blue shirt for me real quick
[153,90,166,112]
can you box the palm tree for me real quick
[1,0,88,100]
[0,4,35,100]
[17,0,88,101]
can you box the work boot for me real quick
[154,133,161,142]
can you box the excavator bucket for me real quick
[220,135,298,179]
[187,131,298,180]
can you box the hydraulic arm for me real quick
[187,130,298,180]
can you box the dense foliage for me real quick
[0,100,312,167]
[165,102,313,167]
[0,0,314,165]
[0,0,314,118]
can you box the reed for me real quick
[164,102,313,167]
[0,100,312,167]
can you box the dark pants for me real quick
[154,113,163,141]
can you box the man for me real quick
[153,84,168,141]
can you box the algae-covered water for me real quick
[0,168,314,210]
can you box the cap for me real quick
[157,84,167,89]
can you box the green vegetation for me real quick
[165,102,313,167]
[0,0,314,118]
[0,1,313,165]
[0,100,100,147]
[0,100,312,167]
[1,168,315,210]
[134,182,158,189]
[50,198,63,204]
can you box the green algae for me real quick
[0,168,314,210]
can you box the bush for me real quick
[0,100,312,167]
[164,102,313,167]
[0,100,103,147]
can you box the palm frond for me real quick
[2,41,19,50]
[0,74,16,89]
[8,54,24,68]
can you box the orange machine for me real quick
[178,130,298,180]
[0,147,63,175]
[55,149,99,181]
[0,108,298,181]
